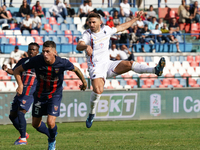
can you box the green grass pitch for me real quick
[0,119,200,150]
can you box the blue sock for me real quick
[48,124,57,142]
[36,121,50,138]
[9,115,20,131]
[17,111,26,138]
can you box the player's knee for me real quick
[47,120,55,128]
[93,86,103,94]
[125,61,133,69]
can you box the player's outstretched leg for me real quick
[86,91,101,128]
[154,57,166,76]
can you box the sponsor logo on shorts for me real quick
[22,100,26,104]
[54,105,58,111]
[95,93,137,119]
[55,68,59,73]
[150,94,161,116]
[53,112,58,114]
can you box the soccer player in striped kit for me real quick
[2,42,39,145]
[14,41,87,150]
[76,11,166,128]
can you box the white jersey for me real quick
[79,25,117,67]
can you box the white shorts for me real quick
[88,60,122,81]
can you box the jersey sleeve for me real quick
[22,57,37,70]
[63,59,75,71]
[79,31,90,45]
[106,26,117,35]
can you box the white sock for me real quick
[89,91,101,114]
[132,62,155,74]
[20,138,26,141]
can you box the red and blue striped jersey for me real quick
[22,55,74,99]
[13,58,37,96]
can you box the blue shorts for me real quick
[32,95,62,118]
[10,95,34,112]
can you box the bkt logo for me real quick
[95,93,137,119]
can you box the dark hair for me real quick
[29,42,40,49]
[156,24,159,26]
[43,41,56,49]
[88,13,101,20]
[149,5,153,8]
[144,24,148,27]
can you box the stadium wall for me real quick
[0,88,200,124]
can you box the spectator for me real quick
[151,24,166,44]
[137,17,144,32]
[64,2,75,17]
[49,0,68,19]
[190,1,200,23]
[109,43,120,61]
[161,23,181,52]
[88,1,105,17]
[106,16,114,28]
[102,0,110,7]
[120,0,131,17]
[3,0,13,7]
[179,5,193,23]
[10,46,28,68]
[20,14,32,33]
[148,17,158,31]
[118,44,135,61]
[83,18,89,30]
[32,11,41,31]
[113,10,120,27]
[145,5,157,21]
[18,0,31,17]
[32,1,44,18]
[79,0,89,18]
[158,18,164,28]
[126,13,137,30]
[169,18,180,38]
[129,25,140,51]
[0,5,12,24]
[140,24,155,52]
[178,0,186,17]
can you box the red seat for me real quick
[191,84,200,87]
[72,86,80,90]
[9,37,16,45]
[44,24,52,32]
[2,75,11,80]
[31,30,39,36]
[127,79,137,87]
[159,84,166,88]
[149,74,157,82]
[195,55,200,62]
[7,11,12,18]
[104,11,110,16]
[137,56,144,63]
[107,85,114,89]
[141,85,148,88]
[69,57,77,63]
[134,11,138,17]
[185,23,191,33]
[187,56,194,63]
[66,80,76,87]
[64,75,70,80]
[191,23,200,39]
[10,23,17,29]
[65,30,72,35]
[179,23,186,30]
[182,72,191,78]
[171,78,179,87]
[49,17,58,25]
[162,79,170,87]
[63,86,71,90]
[176,84,183,88]
[34,36,43,45]
[165,73,174,79]
[169,10,176,18]
[80,62,88,69]
[123,74,132,80]
[189,78,196,86]
[144,79,153,87]
[190,61,198,67]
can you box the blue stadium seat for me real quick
[60,36,68,44]
[65,17,73,24]
[40,30,47,36]
[118,79,127,86]
[61,23,68,31]
[48,30,56,36]
[73,7,79,14]
[168,85,174,88]
[151,85,157,88]
[52,36,60,44]
[197,79,200,85]
[22,30,30,36]
[77,57,85,64]
[56,30,64,36]
[57,17,64,24]
[69,24,77,31]
[179,79,187,87]
[174,73,181,79]
[145,56,152,63]
[45,11,51,18]
[132,74,139,81]
[44,36,50,41]
[154,79,161,87]
[170,56,177,62]
[139,80,144,87]
[41,17,48,24]
[16,17,22,24]
[1,37,8,44]
[133,85,138,88]
[179,56,186,63]
[52,24,60,31]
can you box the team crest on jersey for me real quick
[22,100,26,104]
[54,105,58,111]
[55,68,59,73]
[99,43,104,48]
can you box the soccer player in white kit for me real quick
[77,11,165,128]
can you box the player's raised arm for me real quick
[13,65,25,95]
[72,65,87,91]
[2,64,14,75]
[76,41,93,56]
[116,11,143,33]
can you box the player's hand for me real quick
[16,85,23,95]
[2,64,7,71]
[79,81,87,91]
[136,11,143,19]
[86,45,93,56]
